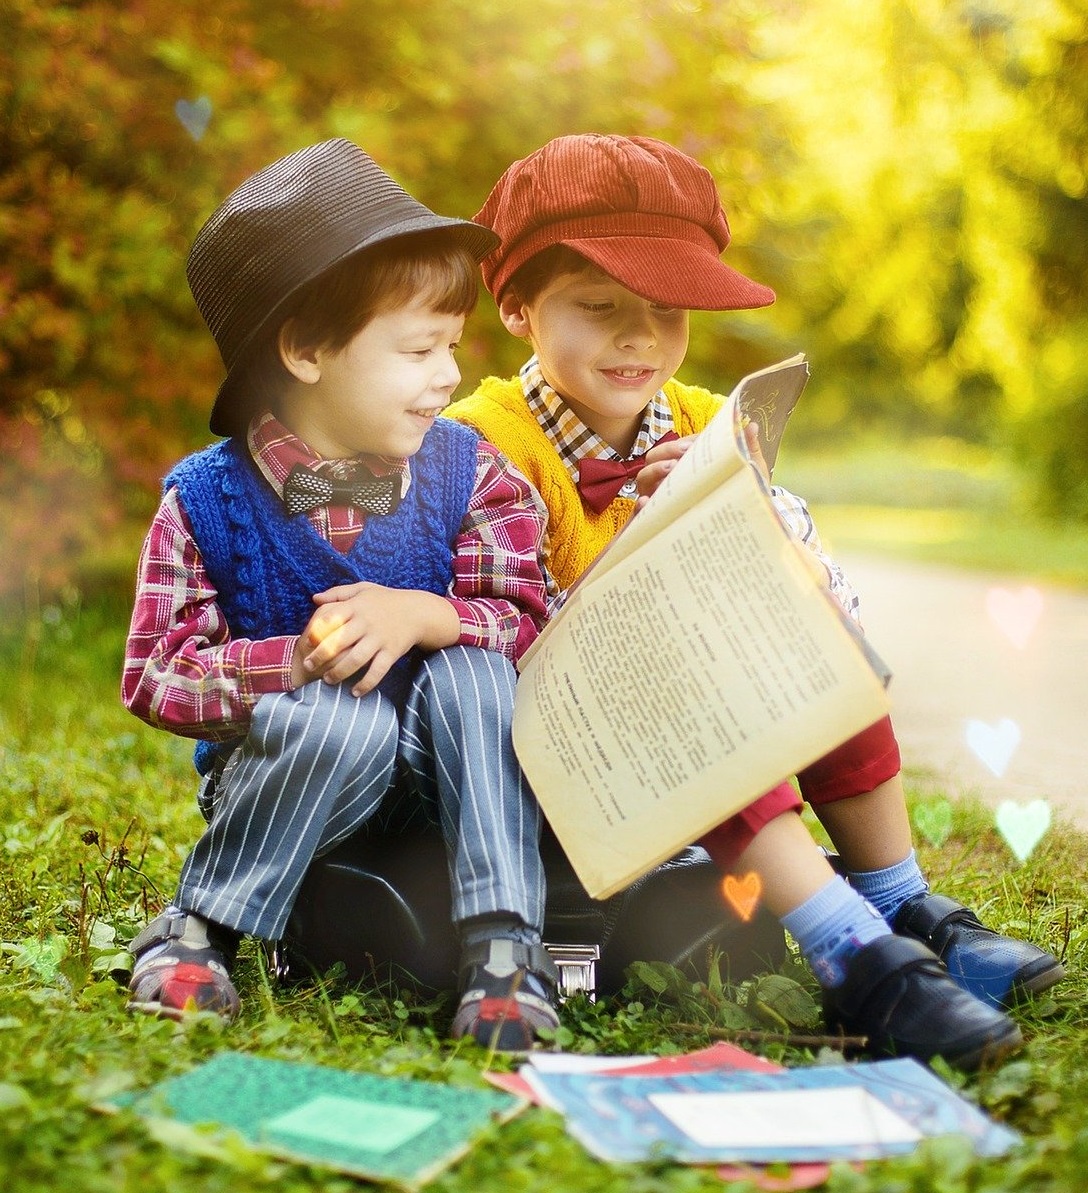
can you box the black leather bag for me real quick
[275,822,786,999]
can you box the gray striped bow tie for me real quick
[282,464,401,517]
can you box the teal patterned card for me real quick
[105,1052,524,1187]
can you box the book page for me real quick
[519,358,809,673]
[735,353,808,473]
[513,471,889,898]
[516,395,748,673]
[557,355,808,589]
[578,395,746,584]
[648,1087,921,1150]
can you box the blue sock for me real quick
[846,850,929,924]
[781,876,891,988]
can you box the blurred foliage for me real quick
[1,0,1086,601]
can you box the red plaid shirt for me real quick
[122,413,554,739]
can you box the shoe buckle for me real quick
[130,910,188,955]
[542,941,600,1003]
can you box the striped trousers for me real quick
[175,645,545,941]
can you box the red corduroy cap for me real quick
[474,134,775,311]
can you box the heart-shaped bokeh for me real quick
[966,717,1021,777]
[722,872,762,922]
[985,585,1044,650]
[912,798,954,848]
[175,95,213,142]
[995,798,1052,864]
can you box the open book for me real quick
[513,355,891,899]
[734,351,808,473]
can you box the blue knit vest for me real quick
[166,418,480,773]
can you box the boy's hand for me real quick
[742,421,772,486]
[633,424,772,506]
[634,435,695,500]
[293,583,460,696]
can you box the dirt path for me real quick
[839,552,1088,831]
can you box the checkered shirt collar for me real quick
[246,410,411,498]
[519,357,675,484]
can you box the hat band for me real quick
[488,211,729,299]
[509,210,724,261]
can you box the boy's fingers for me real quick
[319,641,377,686]
[643,434,694,465]
[312,581,368,605]
[743,422,771,482]
[303,615,361,671]
[350,651,394,697]
[634,458,676,498]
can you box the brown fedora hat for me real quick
[187,138,499,437]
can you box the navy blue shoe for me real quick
[824,935,1022,1072]
[894,893,1064,1009]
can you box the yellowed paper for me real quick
[514,416,889,899]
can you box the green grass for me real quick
[1,598,1086,1192]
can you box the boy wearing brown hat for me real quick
[448,133,1062,1069]
[121,139,561,1049]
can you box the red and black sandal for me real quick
[451,939,560,1052]
[127,909,241,1021]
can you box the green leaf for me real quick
[624,961,671,995]
[748,974,820,1029]
[88,920,117,950]
[979,1059,1034,1108]
[90,950,134,977]
[714,999,756,1030]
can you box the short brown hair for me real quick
[504,244,595,305]
[241,230,480,399]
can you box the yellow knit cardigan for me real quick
[447,375,722,591]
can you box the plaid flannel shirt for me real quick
[122,412,553,739]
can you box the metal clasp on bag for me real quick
[264,940,291,985]
[542,942,600,1003]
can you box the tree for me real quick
[750,0,1088,516]
[6,0,1085,604]
[1,0,793,599]
[0,0,320,597]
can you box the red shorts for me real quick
[698,716,901,868]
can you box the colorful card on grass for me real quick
[487,1043,832,1191]
[521,1055,1019,1165]
[103,1052,525,1188]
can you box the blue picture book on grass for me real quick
[104,1052,525,1188]
[522,1056,1019,1165]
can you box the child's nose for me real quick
[616,310,657,350]
[435,352,461,391]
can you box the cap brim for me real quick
[209,218,498,438]
[559,235,775,312]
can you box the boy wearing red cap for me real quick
[121,139,561,1050]
[448,133,1062,1069]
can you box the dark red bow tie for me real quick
[576,432,679,514]
[282,464,401,518]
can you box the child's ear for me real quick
[497,290,532,338]
[278,319,322,384]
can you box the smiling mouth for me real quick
[412,406,446,419]
[602,367,655,381]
